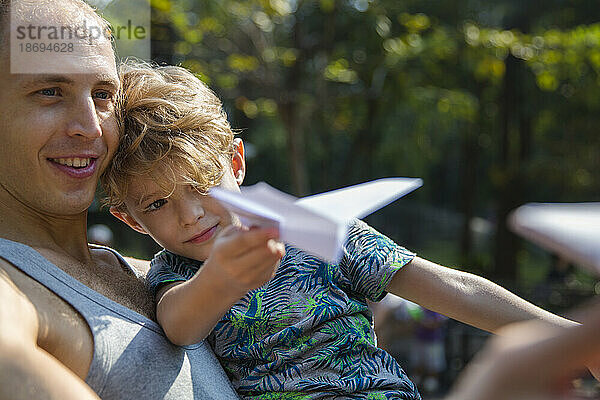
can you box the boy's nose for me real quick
[180,203,205,226]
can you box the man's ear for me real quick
[231,138,246,186]
[109,207,149,235]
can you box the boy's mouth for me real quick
[186,224,218,244]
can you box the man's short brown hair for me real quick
[0,0,10,48]
[0,0,112,58]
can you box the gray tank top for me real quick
[0,238,239,400]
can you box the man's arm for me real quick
[0,265,100,400]
[446,312,600,400]
[386,256,576,333]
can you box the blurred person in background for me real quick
[408,304,448,396]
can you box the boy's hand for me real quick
[204,226,285,298]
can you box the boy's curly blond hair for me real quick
[102,61,235,210]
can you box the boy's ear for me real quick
[231,138,246,186]
[109,207,149,235]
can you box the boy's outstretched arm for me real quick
[386,257,577,333]
[156,227,285,346]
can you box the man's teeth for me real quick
[50,158,92,168]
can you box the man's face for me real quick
[0,16,119,216]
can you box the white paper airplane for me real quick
[509,203,600,275]
[210,178,423,263]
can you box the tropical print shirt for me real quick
[148,219,421,400]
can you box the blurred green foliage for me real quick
[93,0,600,290]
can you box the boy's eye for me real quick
[189,185,202,195]
[145,199,167,212]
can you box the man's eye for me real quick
[38,88,60,97]
[146,199,167,212]
[94,90,113,101]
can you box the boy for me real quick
[103,61,577,400]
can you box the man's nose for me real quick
[66,96,103,139]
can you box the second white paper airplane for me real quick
[210,178,422,263]
[509,202,600,275]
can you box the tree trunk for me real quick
[278,18,309,196]
[280,100,309,196]
[150,8,176,64]
[493,53,532,281]
[459,120,479,263]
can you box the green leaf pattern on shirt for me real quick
[148,220,421,400]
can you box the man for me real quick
[446,201,600,399]
[0,1,238,398]
[446,314,600,400]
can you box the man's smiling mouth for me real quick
[49,157,92,168]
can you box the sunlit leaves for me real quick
[348,0,370,13]
[216,73,239,90]
[410,87,479,123]
[475,57,506,82]
[268,0,295,16]
[280,48,298,67]
[236,97,278,118]
[253,11,275,32]
[150,0,600,207]
[319,0,335,13]
[151,0,171,12]
[375,15,392,38]
[464,23,481,46]
[536,71,559,91]
[227,54,260,72]
[399,13,431,34]
[462,21,600,91]
[324,59,359,84]
[199,17,225,35]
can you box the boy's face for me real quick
[112,139,246,261]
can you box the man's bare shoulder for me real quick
[0,259,39,341]
[0,263,98,398]
[0,256,95,376]
[1,258,39,303]
[0,257,86,330]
